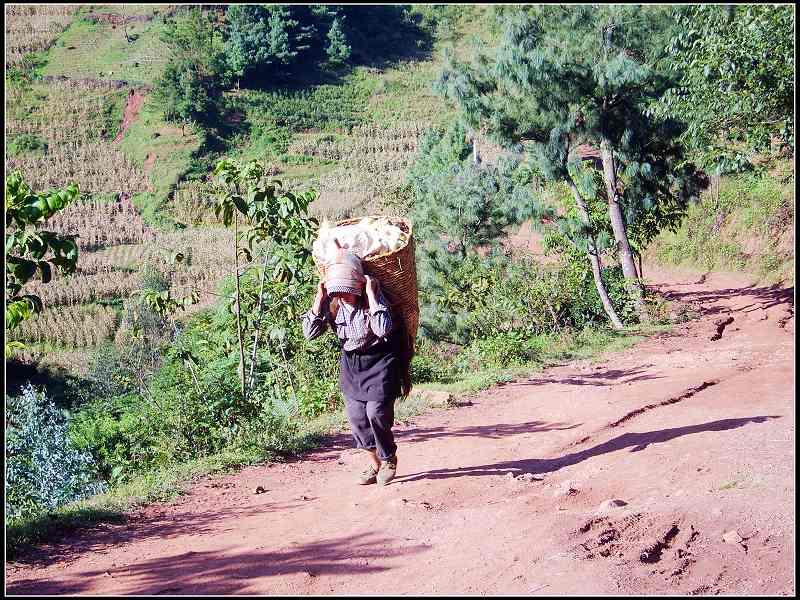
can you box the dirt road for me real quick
[6,265,795,595]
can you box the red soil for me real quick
[5,264,795,595]
[113,89,145,144]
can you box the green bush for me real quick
[7,133,47,157]
[410,339,458,383]
[647,165,794,283]
[460,331,548,370]
[237,73,374,134]
[419,250,637,346]
[6,385,106,524]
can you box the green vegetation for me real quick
[152,9,229,131]
[116,97,205,227]
[647,163,794,284]
[235,73,375,134]
[4,3,794,559]
[436,5,709,325]
[43,15,170,85]
[7,133,48,157]
[6,385,106,524]
[5,172,80,354]
[659,5,794,172]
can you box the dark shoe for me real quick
[357,464,378,485]
[377,456,398,486]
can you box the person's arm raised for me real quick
[302,281,330,340]
[365,275,392,338]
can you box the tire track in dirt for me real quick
[607,379,721,428]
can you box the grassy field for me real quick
[116,96,205,226]
[43,12,170,85]
[646,161,795,285]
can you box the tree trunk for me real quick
[567,180,625,330]
[635,250,643,280]
[234,213,247,399]
[247,250,270,390]
[599,140,650,324]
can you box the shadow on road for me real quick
[7,531,428,595]
[9,502,301,568]
[395,420,581,444]
[658,284,794,317]
[511,364,664,387]
[394,415,782,483]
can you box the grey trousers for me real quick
[344,396,397,461]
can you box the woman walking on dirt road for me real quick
[302,250,412,486]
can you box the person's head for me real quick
[325,250,365,306]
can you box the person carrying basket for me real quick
[302,246,412,486]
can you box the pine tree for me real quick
[224,4,271,85]
[435,6,706,325]
[407,122,544,341]
[265,5,299,65]
[326,17,351,65]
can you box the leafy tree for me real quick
[435,6,707,324]
[659,4,795,172]
[5,171,79,356]
[211,158,318,400]
[154,8,228,130]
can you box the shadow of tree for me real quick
[7,531,429,595]
[395,420,581,444]
[9,502,300,568]
[508,364,664,388]
[394,415,781,484]
[659,284,794,317]
[5,358,90,410]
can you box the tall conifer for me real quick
[435,6,706,325]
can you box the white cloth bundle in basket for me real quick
[313,216,409,267]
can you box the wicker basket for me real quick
[315,216,419,348]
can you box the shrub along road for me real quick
[6,264,794,595]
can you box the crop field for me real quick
[6,80,128,143]
[38,194,156,251]
[6,80,149,195]
[7,141,152,194]
[280,122,428,219]
[10,305,119,349]
[41,9,172,85]
[13,225,234,351]
[5,3,481,363]
[5,4,78,66]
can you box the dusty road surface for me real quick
[6,265,795,595]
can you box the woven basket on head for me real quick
[315,216,419,349]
